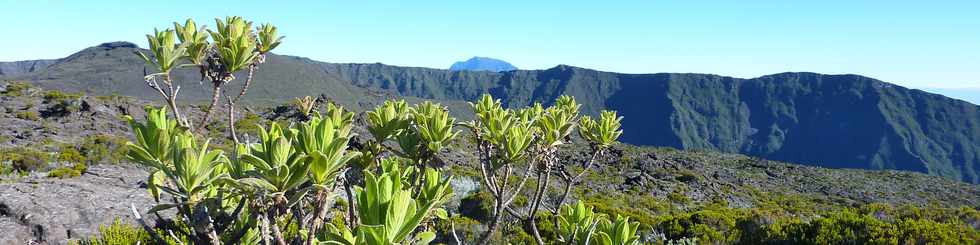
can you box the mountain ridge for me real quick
[2,41,978,183]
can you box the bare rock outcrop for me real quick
[0,165,154,244]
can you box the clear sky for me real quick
[2,1,979,102]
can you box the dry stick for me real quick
[162,75,186,127]
[130,203,168,244]
[144,72,186,127]
[450,211,463,245]
[168,230,185,245]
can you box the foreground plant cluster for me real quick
[84,16,638,245]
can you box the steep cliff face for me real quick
[0,59,57,76]
[4,42,978,182]
[330,65,980,182]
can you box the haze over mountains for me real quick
[2,42,978,184]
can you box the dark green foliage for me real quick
[458,191,494,221]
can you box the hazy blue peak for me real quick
[449,56,517,72]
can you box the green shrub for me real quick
[48,167,81,178]
[668,189,691,204]
[1,81,32,97]
[459,191,494,221]
[15,111,40,120]
[1,147,50,172]
[42,90,82,103]
[58,146,87,164]
[79,134,127,164]
[71,219,186,245]
[675,169,700,183]
[234,111,264,136]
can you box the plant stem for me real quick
[198,84,222,133]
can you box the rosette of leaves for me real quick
[366,99,412,143]
[255,23,284,63]
[124,107,182,201]
[234,123,310,199]
[136,29,187,79]
[174,19,210,66]
[208,16,258,81]
[557,201,603,245]
[578,110,623,148]
[320,158,452,245]
[411,101,458,154]
[594,215,641,245]
[536,95,580,147]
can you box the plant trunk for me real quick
[307,190,331,245]
[477,196,505,245]
[343,170,359,231]
[528,168,551,245]
[198,84,222,133]
[260,213,272,245]
[227,98,239,144]
[269,211,288,245]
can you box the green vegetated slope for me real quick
[3,42,978,183]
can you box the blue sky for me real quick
[2,1,979,103]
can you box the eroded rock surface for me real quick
[0,165,154,244]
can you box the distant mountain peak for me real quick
[449,57,516,72]
[95,41,138,50]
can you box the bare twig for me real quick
[130,203,168,244]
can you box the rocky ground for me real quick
[0,165,155,244]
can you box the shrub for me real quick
[58,146,87,164]
[47,167,80,178]
[233,111,264,136]
[42,89,82,103]
[15,110,40,121]
[1,147,50,172]
[70,219,185,245]
[1,81,32,97]
[459,191,494,221]
[79,134,127,164]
